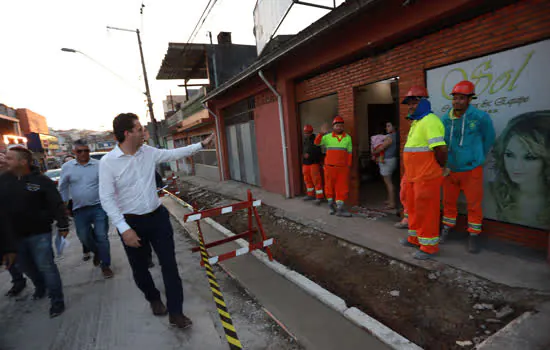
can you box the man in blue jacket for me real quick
[440,81,495,253]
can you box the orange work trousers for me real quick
[442,166,483,235]
[303,164,324,199]
[324,165,349,204]
[400,175,410,219]
[406,176,443,254]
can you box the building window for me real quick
[190,134,217,167]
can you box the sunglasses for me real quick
[76,149,90,154]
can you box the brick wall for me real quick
[16,108,49,134]
[294,0,550,249]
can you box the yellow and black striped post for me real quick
[196,220,243,350]
[162,190,243,349]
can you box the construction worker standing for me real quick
[400,98,447,260]
[302,124,324,205]
[395,86,430,229]
[440,81,495,254]
[315,116,353,217]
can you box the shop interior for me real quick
[355,78,400,210]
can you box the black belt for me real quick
[123,205,162,220]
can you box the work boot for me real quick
[5,280,26,297]
[394,219,408,229]
[93,254,101,267]
[328,201,337,215]
[399,238,417,248]
[303,196,315,201]
[102,267,114,279]
[49,302,65,318]
[169,313,193,329]
[335,203,352,217]
[150,300,168,316]
[439,225,451,245]
[314,198,322,206]
[468,234,480,254]
[413,250,436,260]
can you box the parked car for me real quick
[45,168,62,185]
[90,152,108,160]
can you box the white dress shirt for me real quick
[99,143,203,233]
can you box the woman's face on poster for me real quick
[504,135,544,186]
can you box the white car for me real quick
[45,168,62,185]
[90,152,108,160]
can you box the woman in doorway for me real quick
[485,111,550,229]
[377,121,399,209]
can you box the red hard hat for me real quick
[303,124,313,133]
[451,80,475,96]
[401,85,429,104]
[332,116,344,125]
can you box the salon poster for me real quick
[427,39,550,230]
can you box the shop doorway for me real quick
[355,78,400,210]
[223,97,261,186]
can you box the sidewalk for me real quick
[178,174,550,292]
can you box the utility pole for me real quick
[106,26,160,147]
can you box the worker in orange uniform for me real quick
[302,124,324,205]
[395,86,430,229]
[400,97,447,260]
[315,116,353,217]
[440,81,495,254]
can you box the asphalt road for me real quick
[0,219,300,350]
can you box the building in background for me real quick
[0,103,26,151]
[17,108,59,169]
[155,31,257,181]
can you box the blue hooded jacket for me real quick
[409,98,432,121]
[440,105,496,172]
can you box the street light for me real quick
[60,48,144,95]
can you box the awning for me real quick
[156,43,208,80]
[173,109,213,134]
[0,114,19,123]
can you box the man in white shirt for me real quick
[99,113,214,330]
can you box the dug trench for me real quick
[176,181,548,350]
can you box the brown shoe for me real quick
[169,313,193,329]
[102,267,114,279]
[150,300,168,316]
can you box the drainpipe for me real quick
[258,70,290,199]
[202,103,226,181]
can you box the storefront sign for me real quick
[427,39,550,230]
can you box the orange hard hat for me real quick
[303,124,313,133]
[332,116,344,125]
[451,80,476,96]
[401,85,429,104]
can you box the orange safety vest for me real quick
[314,132,352,167]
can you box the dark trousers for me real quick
[18,233,64,305]
[0,254,25,284]
[122,206,183,314]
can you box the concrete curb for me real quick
[165,195,422,350]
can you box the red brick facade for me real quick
[209,0,550,250]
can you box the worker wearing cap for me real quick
[400,97,447,260]
[302,124,324,205]
[440,81,495,254]
[395,86,430,230]
[315,116,353,217]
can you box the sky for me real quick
[0,0,342,131]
